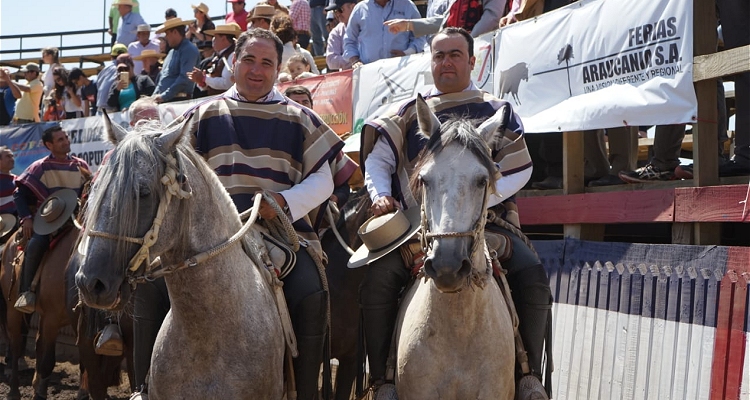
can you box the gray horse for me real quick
[74,118,285,399]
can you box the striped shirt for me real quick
[361,89,532,227]
[15,155,90,218]
[0,173,16,215]
[184,86,346,256]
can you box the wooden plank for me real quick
[569,263,591,400]
[693,44,750,82]
[724,247,750,399]
[674,184,750,222]
[672,222,694,244]
[647,267,667,399]
[563,131,588,239]
[709,273,734,400]
[634,265,655,398]
[518,189,675,225]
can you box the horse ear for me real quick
[155,119,188,152]
[476,104,510,146]
[102,110,128,145]
[415,94,440,139]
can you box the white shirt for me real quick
[128,40,161,75]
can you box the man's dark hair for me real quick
[42,47,60,63]
[284,85,313,106]
[235,29,284,67]
[42,124,63,145]
[165,8,178,18]
[220,33,237,43]
[168,26,187,38]
[68,68,86,82]
[432,27,474,58]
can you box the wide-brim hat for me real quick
[192,2,210,14]
[155,18,195,34]
[113,0,137,6]
[20,62,40,73]
[0,214,17,237]
[204,23,243,38]
[33,189,78,235]
[249,4,276,20]
[133,49,166,60]
[325,0,357,11]
[348,207,421,269]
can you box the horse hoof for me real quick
[374,383,398,400]
[516,375,549,400]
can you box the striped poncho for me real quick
[184,86,349,256]
[361,89,532,228]
[15,155,90,219]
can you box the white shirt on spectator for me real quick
[128,40,161,75]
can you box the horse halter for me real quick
[85,152,193,279]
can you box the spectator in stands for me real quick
[284,85,313,108]
[0,63,43,124]
[109,0,141,45]
[114,0,147,46]
[97,44,130,114]
[41,47,63,98]
[343,0,425,66]
[326,11,338,32]
[187,3,216,44]
[128,96,161,127]
[0,70,16,126]
[42,67,69,121]
[587,127,639,186]
[108,54,155,111]
[68,68,98,117]
[129,24,160,75]
[280,54,317,81]
[133,49,165,86]
[268,0,291,14]
[325,0,357,71]
[153,18,200,103]
[188,24,241,96]
[272,15,320,75]
[0,146,15,217]
[309,0,329,56]
[616,125,687,183]
[247,4,275,30]
[165,8,178,20]
[290,0,312,50]
[58,68,85,119]
[384,0,505,38]
[226,0,249,31]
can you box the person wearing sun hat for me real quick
[13,124,90,313]
[152,18,200,103]
[0,63,43,124]
[188,24,241,96]
[113,0,147,46]
[226,0,249,31]
[133,49,165,84]
[247,4,275,30]
[128,24,160,75]
[187,3,216,44]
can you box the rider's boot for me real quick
[95,320,124,356]
[14,234,48,314]
[293,290,328,400]
[512,264,553,400]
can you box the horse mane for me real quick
[83,120,221,274]
[409,115,499,198]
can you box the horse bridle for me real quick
[419,179,492,289]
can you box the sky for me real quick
[0,0,264,66]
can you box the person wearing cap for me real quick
[324,0,357,70]
[153,18,200,103]
[188,24,241,96]
[358,27,551,399]
[128,24,161,75]
[133,49,165,85]
[247,4,275,30]
[96,44,130,113]
[114,0,147,46]
[109,0,141,45]
[182,28,354,400]
[342,0,425,66]
[0,63,43,124]
[12,125,90,313]
[290,0,312,50]
[187,3,216,45]
[226,0,249,31]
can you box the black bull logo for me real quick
[498,62,529,106]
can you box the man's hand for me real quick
[153,94,163,104]
[259,191,287,220]
[370,196,397,217]
[187,67,205,85]
[384,19,410,34]
[499,14,516,27]
[21,218,33,240]
[350,56,363,69]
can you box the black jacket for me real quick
[107,74,156,110]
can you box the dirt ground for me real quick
[0,357,132,400]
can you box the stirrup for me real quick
[516,375,548,400]
[370,382,397,400]
[94,323,124,356]
[14,291,36,314]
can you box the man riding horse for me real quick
[14,124,90,313]
[182,28,355,400]
[358,27,553,399]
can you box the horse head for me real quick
[75,115,194,310]
[411,94,506,293]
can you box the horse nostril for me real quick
[92,279,109,297]
[423,257,435,276]
[458,258,472,278]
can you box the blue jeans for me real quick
[310,6,328,56]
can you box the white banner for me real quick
[494,0,697,133]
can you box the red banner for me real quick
[278,70,353,136]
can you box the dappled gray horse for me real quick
[74,118,285,399]
[393,96,515,399]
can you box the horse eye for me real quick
[477,177,488,188]
[138,186,151,198]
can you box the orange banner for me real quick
[278,70,353,136]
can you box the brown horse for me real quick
[321,188,371,400]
